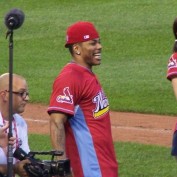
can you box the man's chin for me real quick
[18,108,25,114]
[94,62,101,66]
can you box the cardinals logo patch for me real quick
[56,87,73,104]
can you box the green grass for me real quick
[0,0,176,115]
[116,142,177,177]
[28,134,52,160]
[2,1,176,176]
[28,134,177,176]
[0,1,175,176]
[0,0,177,115]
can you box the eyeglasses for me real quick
[5,90,29,99]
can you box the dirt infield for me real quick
[21,103,177,147]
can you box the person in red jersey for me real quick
[167,18,177,161]
[48,21,118,177]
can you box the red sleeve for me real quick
[48,69,79,116]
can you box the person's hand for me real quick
[0,122,9,148]
[0,122,16,148]
[13,159,30,177]
[9,136,16,146]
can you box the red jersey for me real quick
[167,54,177,131]
[48,62,118,177]
[167,53,177,80]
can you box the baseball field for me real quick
[0,0,177,176]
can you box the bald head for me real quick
[0,73,29,118]
[0,73,26,91]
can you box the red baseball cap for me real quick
[65,21,99,48]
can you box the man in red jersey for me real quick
[48,21,118,177]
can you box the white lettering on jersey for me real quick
[56,87,73,104]
[92,90,109,118]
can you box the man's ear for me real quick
[73,44,80,55]
[0,90,8,101]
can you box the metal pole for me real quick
[6,29,14,177]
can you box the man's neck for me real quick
[1,109,10,121]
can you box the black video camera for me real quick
[13,147,71,177]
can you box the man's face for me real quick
[78,38,102,69]
[11,78,29,114]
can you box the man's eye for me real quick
[90,42,96,45]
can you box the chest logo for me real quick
[92,90,109,118]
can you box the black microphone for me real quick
[5,8,25,30]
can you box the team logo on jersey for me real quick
[168,57,177,69]
[56,87,73,104]
[92,90,109,118]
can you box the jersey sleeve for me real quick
[48,70,80,116]
[167,54,177,80]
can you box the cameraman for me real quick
[0,73,30,177]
